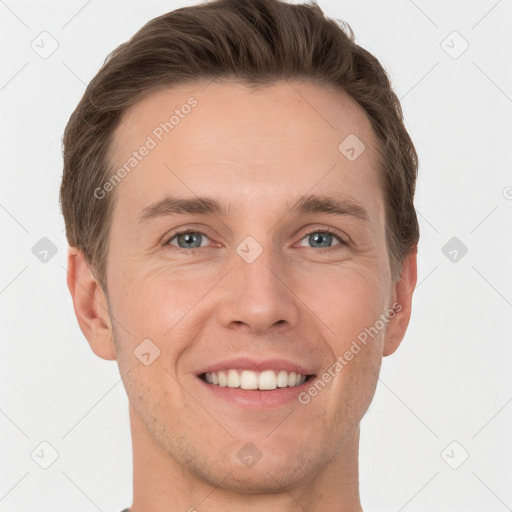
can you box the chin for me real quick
[189,444,317,493]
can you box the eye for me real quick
[163,227,348,252]
[298,228,347,249]
[165,230,212,250]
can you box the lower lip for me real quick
[197,376,316,408]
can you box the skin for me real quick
[67,80,417,512]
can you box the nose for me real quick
[215,243,300,335]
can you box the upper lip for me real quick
[196,356,316,376]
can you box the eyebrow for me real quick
[136,193,370,224]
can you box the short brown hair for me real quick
[60,0,419,293]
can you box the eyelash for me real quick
[163,226,348,252]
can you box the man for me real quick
[60,0,419,510]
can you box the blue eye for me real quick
[299,229,345,249]
[166,230,211,250]
[164,227,347,251]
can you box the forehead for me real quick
[107,80,383,223]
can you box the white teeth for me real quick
[203,369,308,390]
[240,370,259,389]
[258,370,277,390]
[227,369,240,387]
[218,371,227,387]
[276,370,289,387]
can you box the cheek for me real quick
[301,264,386,410]
[302,262,389,344]
[108,262,220,385]
[308,322,384,432]
[109,256,206,335]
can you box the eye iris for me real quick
[310,232,333,248]
[178,232,202,248]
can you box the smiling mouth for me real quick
[199,369,315,390]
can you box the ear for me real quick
[66,247,116,360]
[382,246,418,357]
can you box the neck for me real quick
[128,403,363,512]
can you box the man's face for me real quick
[104,81,400,490]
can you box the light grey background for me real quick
[1,0,511,510]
